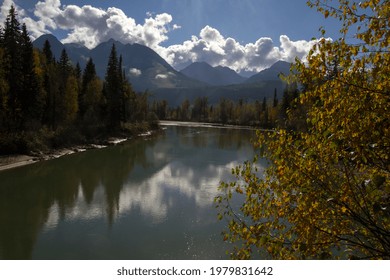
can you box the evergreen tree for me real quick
[259,97,269,127]
[20,23,40,127]
[75,62,81,91]
[57,49,79,126]
[82,59,97,91]
[75,62,82,81]
[273,88,278,108]
[41,40,58,129]
[43,39,53,64]
[80,57,104,126]
[0,26,6,129]
[104,44,121,129]
[118,55,126,122]
[59,49,72,81]
[261,97,267,112]
[0,47,9,131]
[2,5,22,129]
[80,58,97,117]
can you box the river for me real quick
[0,124,264,259]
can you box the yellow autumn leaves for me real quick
[217,0,389,259]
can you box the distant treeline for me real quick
[150,83,304,129]
[0,6,157,154]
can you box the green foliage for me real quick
[217,0,390,259]
[0,6,156,154]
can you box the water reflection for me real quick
[0,126,259,259]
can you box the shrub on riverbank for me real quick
[0,128,52,155]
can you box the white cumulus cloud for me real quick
[4,0,321,73]
[129,68,142,77]
[161,26,320,73]
[155,72,175,80]
[155,74,168,80]
[9,0,177,49]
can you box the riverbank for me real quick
[0,144,106,172]
[0,154,36,171]
[0,130,156,172]
[0,121,268,172]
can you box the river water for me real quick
[0,124,262,259]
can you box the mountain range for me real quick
[33,34,291,106]
[33,34,203,91]
[180,62,246,86]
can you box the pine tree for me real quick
[261,97,267,112]
[2,5,22,129]
[80,58,97,117]
[43,39,53,64]
[41,40,57,129]
[57,49,79,125]
[260,97,269,127]
[118,55,125,122]
[20,23,40,127]
[80,57,104,125]
[75,62,82,92]
[273,88,278,108]
[0,46,9,131]
[104,44,121,129]
[59,49,71,81]
[0,26,6,129]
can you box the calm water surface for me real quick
[0,125,263,259]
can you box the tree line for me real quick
[151,84,301,129]
[0,6,156,154]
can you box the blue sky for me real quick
[1,0,342,72]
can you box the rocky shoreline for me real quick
[0,132,154,172]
